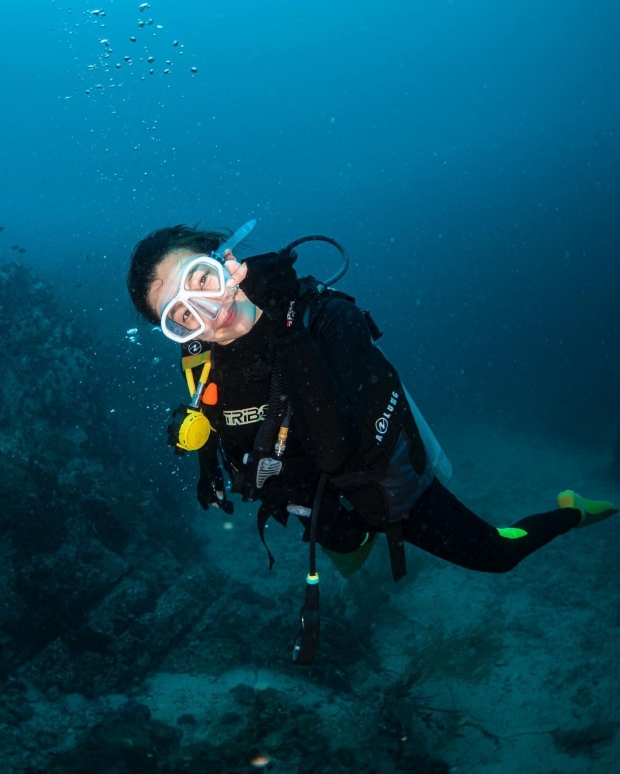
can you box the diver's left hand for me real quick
[237,249,301,312]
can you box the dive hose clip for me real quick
[239,451,283,501]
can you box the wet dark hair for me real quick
[127,224,230,324]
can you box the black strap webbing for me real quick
[385,521,407,582]
[257,502,276,570]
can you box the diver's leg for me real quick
[299,509,378,578]
[321,532,378,578]
[402,478,582,573]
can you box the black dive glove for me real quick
[197,468,234,513]
[240,249,304,337]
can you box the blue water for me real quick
[1,1,620,771]
[2,0,619,443]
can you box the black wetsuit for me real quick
[198,297,581,574]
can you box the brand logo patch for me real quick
[187,340,203,354]
[286,300,296,328]
[223,404,268,426]
[375,391,399,443]
[375,417,389,435]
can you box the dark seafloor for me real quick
[1,259,620,773]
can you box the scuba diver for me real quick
[127,219,618,664]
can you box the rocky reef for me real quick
[0,262,212,695]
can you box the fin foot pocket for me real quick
[557,489,618,528]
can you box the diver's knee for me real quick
[473,548,521,574]
[490,553,522,574]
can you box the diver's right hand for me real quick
[197,471,222,511]
[197,480,234,513]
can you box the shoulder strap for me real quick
[299,276,384,344]
[299,275,356,331]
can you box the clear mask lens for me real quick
[183,261,224,296]
[163,303,205,340]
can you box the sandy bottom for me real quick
[140,417,620,773]
[10,415,620,773]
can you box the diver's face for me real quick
[148,249,259,345]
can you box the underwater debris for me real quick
[250,754,271,768]
[551,720,617,756]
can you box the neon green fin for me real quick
[557,490,619,528]
[497,527,528,539]
[322,533,377,578]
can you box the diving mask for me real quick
[160,256,230,343]
[160,218,257,344]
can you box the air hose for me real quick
[281,235,349,287]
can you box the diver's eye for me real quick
[170,303,191,325]
[199,270,219,291]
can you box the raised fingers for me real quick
[224,250,248,286]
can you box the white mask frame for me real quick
[160,255,229,343]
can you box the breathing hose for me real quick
[281,235,350,287]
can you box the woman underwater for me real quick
[127,220,617,663]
